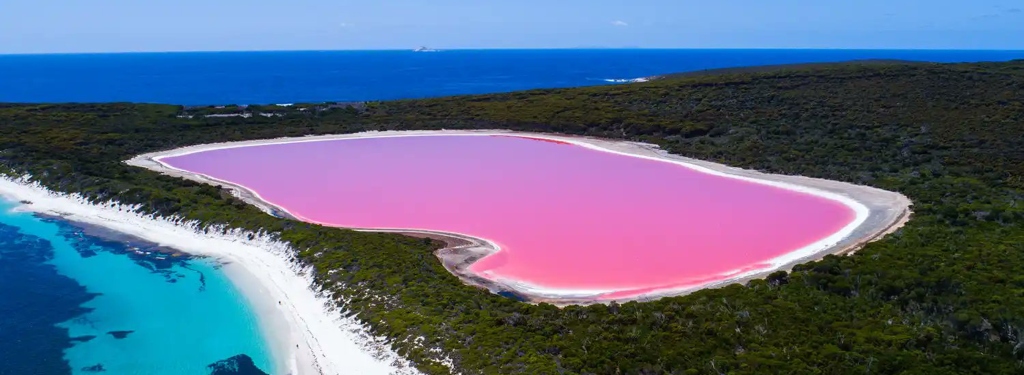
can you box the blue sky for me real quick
[2,0,1023,53]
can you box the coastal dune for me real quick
[127,130,912,304]
[0,177,421,375]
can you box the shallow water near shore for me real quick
[0,198,275,375]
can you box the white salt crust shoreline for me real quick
[0,178,423,375]
[127,130,912,304]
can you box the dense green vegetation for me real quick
[2,60,1024,374]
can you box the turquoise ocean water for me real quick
[0,198,274,374]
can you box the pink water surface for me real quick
[162,135,855,296]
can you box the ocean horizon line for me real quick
[4,47,1024,56]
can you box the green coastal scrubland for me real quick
[1,60,1023,374]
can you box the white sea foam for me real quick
[602,77,650,83]
[0,176,423,375]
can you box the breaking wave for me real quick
[601,77,650,83]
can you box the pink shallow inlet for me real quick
[162,135,856,297]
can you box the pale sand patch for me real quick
[126,130,912,305]
[0,178,423,375]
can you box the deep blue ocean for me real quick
[2,49,1023,105]
[2,49,1024,374]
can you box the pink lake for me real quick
[161,135,855,297]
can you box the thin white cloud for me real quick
[611,20,629,27]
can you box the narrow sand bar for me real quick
[0,178,421,375]
[127,130,912,304]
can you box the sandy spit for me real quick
[126,130,912,305]
[0,177,423,375]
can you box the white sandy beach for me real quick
[127,130,912,303]
[0,177,421,375]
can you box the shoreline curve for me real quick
[126,130,913,305]
[0,177,423,375]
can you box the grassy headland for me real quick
[2,60,1023,374]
